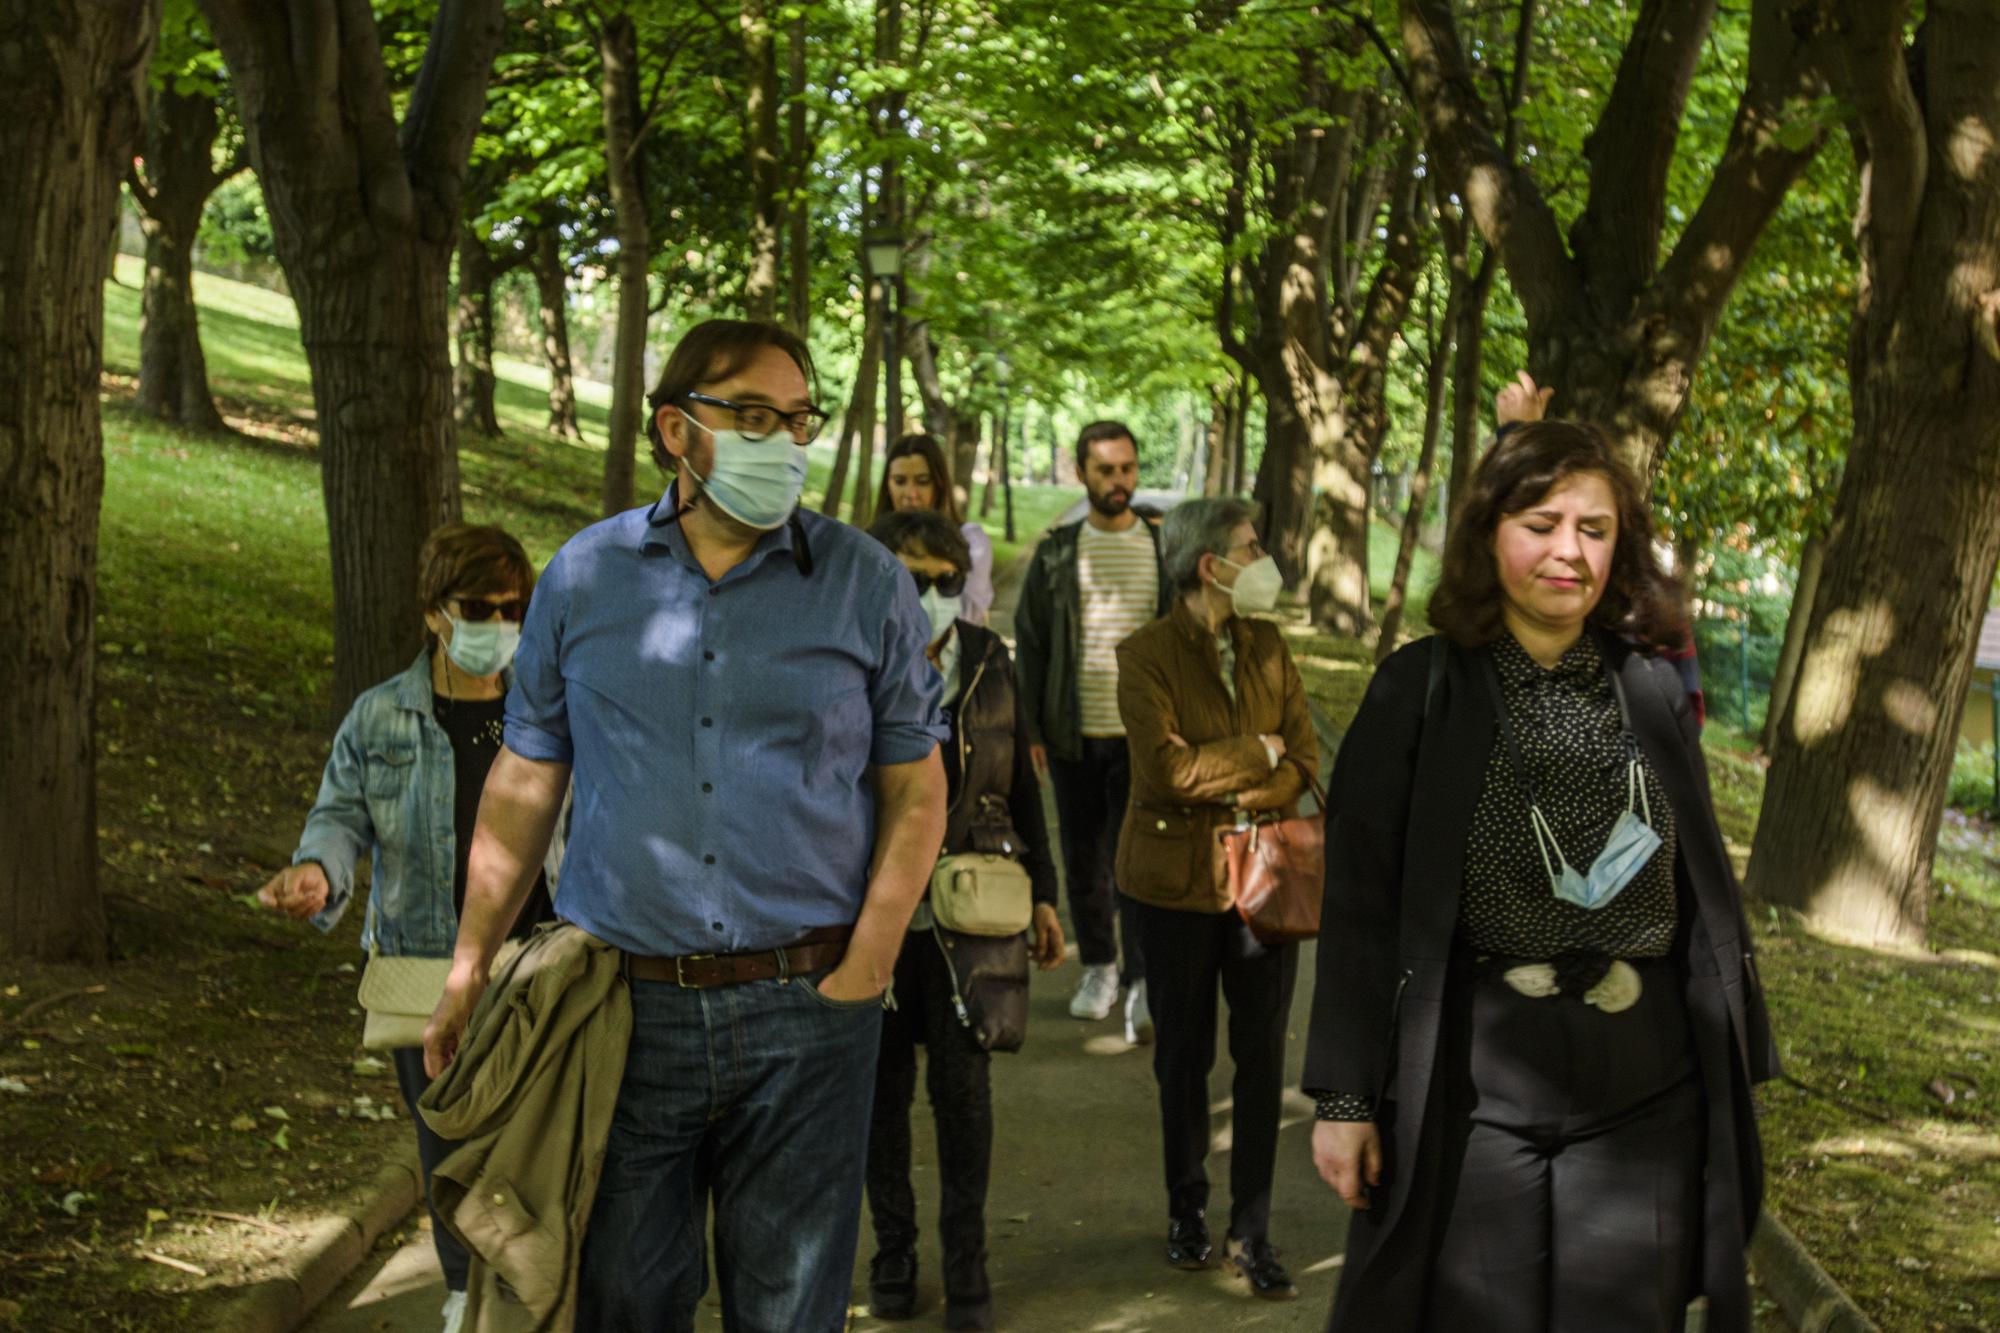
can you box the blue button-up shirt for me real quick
[504,487,947,957]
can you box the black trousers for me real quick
[865,933,994,1304]
[1047,737,1144,979]
[1131,898,1296,1242]
[392,1045,471,1293]
[1426,956,1704,1333]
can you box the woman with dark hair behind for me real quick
[878,433,995,624]
[1303,416,1776,1332]
[861,508,1064,1331]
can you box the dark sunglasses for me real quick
[452,595,527,623]
[909,569,967,598]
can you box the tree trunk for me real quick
[784,8,810,337]
[822,288,880,516]
[997,402,1016,543]
[950,412,979,512]
[849,280,887,527]
[1760,532,1824,755]
[453,224,501,437]
[599,12,649,515]
[1379,265,1462,659]
[199,0,502,717]
[1445,245,1497,545]
[980,411,999,519]
[532,227,580,439]
[1203,384,1232,496]
[0,0,152,963]
[1746,1,2000,947]
[741,0,782,322]
[131,86,227,431]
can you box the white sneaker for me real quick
[1069,964,1120,1020]
[1124,978,1154,1045]
[441,1289,467,1333]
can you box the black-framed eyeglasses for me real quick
[451,595,527,623]
[683,392,829,444]
[908,568,967,598]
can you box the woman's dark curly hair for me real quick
[1427,420,1685,650]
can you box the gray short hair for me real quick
[1161,497,1257,592]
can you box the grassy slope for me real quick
[25,259,1987,1329]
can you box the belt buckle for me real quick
[675,953,718,988]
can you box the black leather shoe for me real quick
[868,1249,918,1320]
[1166,1214,1212,1270]
[1225,1233,1298,1300]
[943,1248,993,1330]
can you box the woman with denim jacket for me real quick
[256,523,561,1333]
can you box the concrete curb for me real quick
[203,1145,423,1333]
[1750,1213,1882,1333]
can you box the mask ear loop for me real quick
[1529,803,1571,890]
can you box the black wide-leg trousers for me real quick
[1425,955,1705,1333]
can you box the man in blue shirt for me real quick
[422,319,948,1330]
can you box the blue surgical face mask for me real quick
[1532,758,1662,910]
[682,416,809,530]
[442,615,521,678]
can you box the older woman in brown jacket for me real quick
[1114,496,1318,1301]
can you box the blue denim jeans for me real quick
[575,969,884,1332]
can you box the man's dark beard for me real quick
[1087,487,1131,516]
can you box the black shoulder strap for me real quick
[1424,634,1447,719]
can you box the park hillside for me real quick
[2,1,1998,1330]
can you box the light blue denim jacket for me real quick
[293,652,566,957]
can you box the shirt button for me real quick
[704,650,715,662]
[712,921,724,932]
[708,587,718,597]
[701,782,713,793]
[701,717,712,727]
[704,854,717,865]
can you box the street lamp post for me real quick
[864,232,903,445]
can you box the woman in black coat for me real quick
[1303,418,1777,1332]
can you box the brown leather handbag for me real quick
[1220,761,1327,945]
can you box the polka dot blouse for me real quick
[1460,631,1678,959]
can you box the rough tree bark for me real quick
[1760,532,1824,755]
[128,84,235,431]
[1379,259,1464,660]
[197,0,503,716]
[531,226,580,439]
[1202,383,1235,497]
[1745,1,2000,947]
[740,0,782,322]
[1401,0,1833,475]
[598,11,649,515]
[784,6,810,337]
[0,0,155,963]
[452,223,507,438]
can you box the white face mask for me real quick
[921,587,962,643]
[682,417,810,530]
[1215,554,1283,615]
[443,615,521,677]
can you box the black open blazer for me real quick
[1303,631,1778,1333]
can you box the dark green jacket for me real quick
[1012,515,1172,763]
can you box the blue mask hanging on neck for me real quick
[1529,757,1662,910]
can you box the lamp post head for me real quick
[864,232,904,280]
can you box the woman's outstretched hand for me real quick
[1313,1118,1384,1210]
[256,862,329,920]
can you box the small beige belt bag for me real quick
[356,940,521,1051]
[928,853,1034,936]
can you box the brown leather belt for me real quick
[623,925,853,989]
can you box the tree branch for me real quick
[1832,0,1923,313]
[399,0,507,234]
[1568,0,1720,319]
[1398,0,1579,333]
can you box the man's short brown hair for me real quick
[645,319,819,471]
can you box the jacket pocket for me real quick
[455,1176,562,1316]
[1121,803,1202,896]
